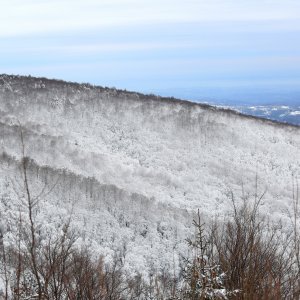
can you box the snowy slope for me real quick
[0,74,299,276]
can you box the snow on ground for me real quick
[290,111,300,116]
[0,74,299,276]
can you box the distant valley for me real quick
[218,103,300,126]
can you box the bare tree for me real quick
[0,222,9,300]
[212,192,294,299]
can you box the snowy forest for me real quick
[0,75,300,299]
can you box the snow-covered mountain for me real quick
[0,74,299,277]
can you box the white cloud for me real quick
[1,41,198,54]
[0,0,299,37]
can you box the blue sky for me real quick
[1,0,300,104]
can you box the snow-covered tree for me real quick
[182,210,237,300]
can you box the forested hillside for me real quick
[0,74,299,298]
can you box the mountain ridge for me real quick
[1,73,299,129]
